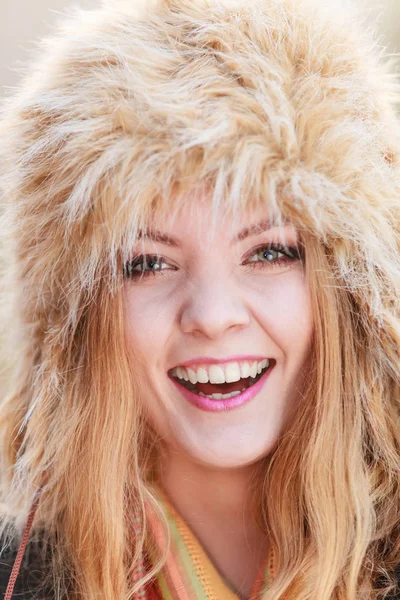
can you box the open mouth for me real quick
[169,359,275,400]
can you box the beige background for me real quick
[0,0,400,98]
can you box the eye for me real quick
[123,254,175,280]
[243,243,303,271]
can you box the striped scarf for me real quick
[136,487,276,600]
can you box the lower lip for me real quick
[169,365,274,413]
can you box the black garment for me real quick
[1,537,400,599]
[0,537,54,600]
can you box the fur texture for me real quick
[0,0,400,598]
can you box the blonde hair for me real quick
[0,0,400,598]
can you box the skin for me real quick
[123,191,314,599]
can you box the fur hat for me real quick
[1,0,400,325]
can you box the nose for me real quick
[179,273,250,340]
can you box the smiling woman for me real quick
[0,0,399,599]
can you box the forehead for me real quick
[140,188,296,247]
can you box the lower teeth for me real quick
[198,389,245,400]
[192,369,266,400]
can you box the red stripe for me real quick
[4,493,41,600]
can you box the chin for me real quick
[177,437,277,469]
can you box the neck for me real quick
[157,446,270,600]
[159,448,261,520]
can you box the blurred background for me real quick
[1,0,400,99]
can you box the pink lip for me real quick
[173,355,269,369]
[169,362,274,413]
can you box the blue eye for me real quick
[123,254,171,278]
[244,243,302,269]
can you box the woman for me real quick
[0,0,399,598]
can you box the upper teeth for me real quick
[171,359,270,385]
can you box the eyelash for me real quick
[123,243,303,280]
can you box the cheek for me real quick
[255,270,313,356]
[123,288,173,359]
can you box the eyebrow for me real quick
[136,218,289,247]
[233,218,288,243]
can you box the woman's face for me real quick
[123,192,313,468]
